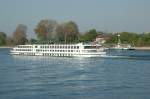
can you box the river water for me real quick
[0,48,150,99]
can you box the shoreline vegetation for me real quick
[1,19,150,48]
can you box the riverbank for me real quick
[133,47,150,50]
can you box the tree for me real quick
[0,32,7,46]
[55,24,65,42]
[63,21,79,43]
[29,38,38,44]
[79,29,98,42]
[13,24,27,45]
[139,33,150,46]
[6,36,13,46]
[105,33,118,44]
[34,19,57,41]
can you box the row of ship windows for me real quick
[15,49,32,51]
[18,53,73,57]
[40,46,79,49]
[43,53,73,57]
[17,46,80,49]
[19,53,35,55]
[15,49,80,52]
[18,46,33,48]
[36,50,80,52]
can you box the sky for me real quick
[0,0,150,38]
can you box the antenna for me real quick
[117,33,121,45]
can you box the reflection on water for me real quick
[0,49,150,99]
[12,55,105,68]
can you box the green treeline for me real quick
[0,19,150,47]
[105,32,150,46]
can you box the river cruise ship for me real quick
[10,43,106,57]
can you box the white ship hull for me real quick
[10,51,106,57]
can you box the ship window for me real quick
[35,46,37,48]
[71,46,73,49]
[77,46,79,49]
[84,46,96,49]
[68,46,70,49]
